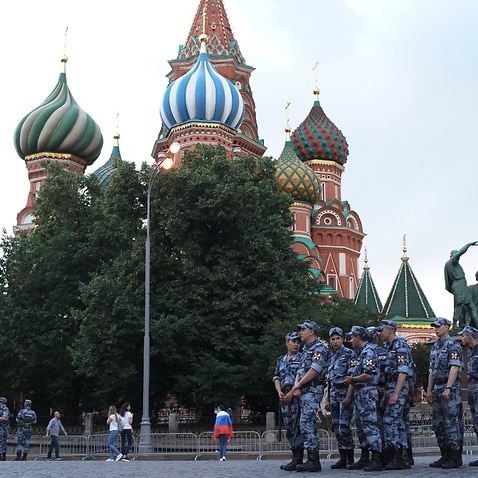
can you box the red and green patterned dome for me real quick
[275,135,321,205]
[292,88,348,165]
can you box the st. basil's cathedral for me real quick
[12,0,436,341]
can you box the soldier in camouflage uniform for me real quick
[377,319,413,470]
[273,331,304,471]
[344,326,383,472]
[0,397,10,461]
[458,325,478,466]
[325,326,356,469]
[426,317,463,469]
[287,320,327,472]
[15,399,37,461]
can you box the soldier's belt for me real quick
[434,378,448,385]
[283,386,293,393]
[331,383,348,389]
[469,376,478,382]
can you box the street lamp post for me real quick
[139,142,180,453]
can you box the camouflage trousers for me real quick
[16,427,33,453]
[353,386,382,453]
[299,385,324,449]
[0,427,8,454]
[329,386,354,450]
[382,382,409,448]
[280,398,304,449]
[432,385,463,450]
[468,381,478,439]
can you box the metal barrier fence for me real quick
[197,431,261,460]
[21,427,478,461]
[36,435,88,461]
[260,429,332,458]
[133,433,198,459]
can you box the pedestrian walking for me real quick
[0,397,10,461]
[273,331,303,470]
[325,326,356,469]
[118,402,133,461]
[288,320,327,472]
[45,410,67,461]
[15,399,37,461]
[106,405,123,461]
[458,325,478,466]
[212,404,233,461]
[426,317,463,469]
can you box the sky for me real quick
[1,0,477,318]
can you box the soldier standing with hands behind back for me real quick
[325,326,356,469]
[15,399,37,461]
[273,331,303,471]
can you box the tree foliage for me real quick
[0,146,378,417]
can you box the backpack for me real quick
[117,414,125,432]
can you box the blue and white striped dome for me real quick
[160,35,244,132]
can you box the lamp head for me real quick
[161,157,174,170]
[169,142,181,155]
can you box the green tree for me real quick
[148,145,314,411]
[0,162,101,412]
[70,160,145,410]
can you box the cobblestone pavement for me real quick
[2,455,478,478]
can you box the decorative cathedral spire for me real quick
[354,248,383,313]
[382,238,436,320]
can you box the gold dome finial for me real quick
[199,8,208,53]
[402,234,409,261]
[285,101,291,141]
[312,60,320,100]
[61,27,69,73]
[114,112,120,145]
[364,247,370,270]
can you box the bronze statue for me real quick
[444,241,478,329]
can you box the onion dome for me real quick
[93,132,122,188]
[292,88,348,165]
[275,128,321,205]
[160,34,244,132]
[14,56,103,165]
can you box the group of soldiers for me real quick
[0,397,37,461]
[273,317,478,472]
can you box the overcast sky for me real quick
[1,0,477,318]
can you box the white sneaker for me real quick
[106,458,114,461]
[115,453,123,462]
[220,456,226,461]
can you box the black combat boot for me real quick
[14,451,22,461]
[21,452,28,461]
[364,450,383,472]
[280,447,304,471]
[441,448,462,469]
[384,447,404,470]
[331,449,347,469]
[0,453,5,461]
[402,447,411,469]
[296,448,321,472]
[348,447,369,470]
[470,458,478,466]
[429,446,449,468]
[345,449,354,466]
